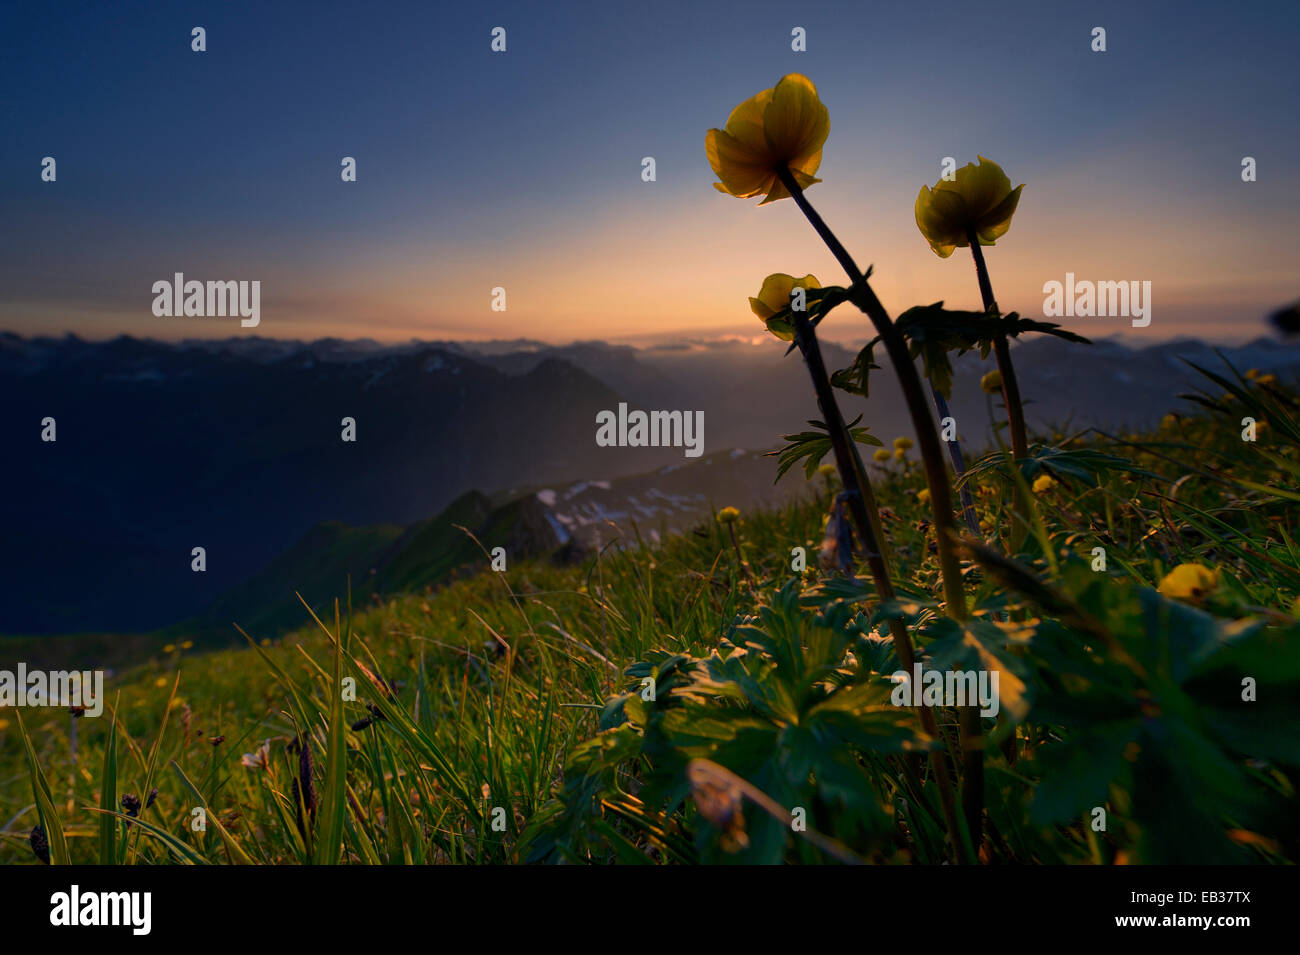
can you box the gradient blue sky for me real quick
[2,0,1297,345]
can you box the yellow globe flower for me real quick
[706,74,829,205]
[916,488,931,504]
[893,436,914,451]
[873,448,892,463]
[980,369,1003,394]
[1157,563,1219,603]
[749,273,822,340]
[915,156,1025,258]
[816,463,837,478]
[716,506,741,524]
[1032,474,1055,494]
[893,448,907,461]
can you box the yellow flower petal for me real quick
[915,157,1023,254]
[751,273,796,319]
[915,186,966,257]
[975,184,1024,245]
[706,74,828,203]
[937,156,1012,219]
[762,74,829,177]
[706,128,776,199]
[750,273,821,339]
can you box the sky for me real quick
[2,0,1298,347]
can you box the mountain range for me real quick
[3,329,1297,642]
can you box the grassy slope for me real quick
[1,377,1297,864]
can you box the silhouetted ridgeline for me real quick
[3,332,1297,641]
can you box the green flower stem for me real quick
[789,311,967,863]
[726,523,756,589]
[778,167,967,620]
[932,389,982,538]
[967,229,1028,771]
[778,166,982,854]
[791,313,898,599]
[774,166,977,857]
[966,227,1028,462]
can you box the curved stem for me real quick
[777,166,981,854]
[966,228,1028,461]
[790,311,966,863]
[778,166,967,621]
[932,389,982,538]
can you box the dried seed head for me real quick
[298,738,317,814]
[30,825,50,864]
[121,793,142,817]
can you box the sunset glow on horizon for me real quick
[4,0,1297,347]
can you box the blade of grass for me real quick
[15,709,70,864]
[99,701,118,864]
[170,759,255,865]
[312,598,349,865]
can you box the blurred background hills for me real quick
[4,331,1298,658]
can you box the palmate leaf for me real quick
[832,303,1091,399]
[766,415,882,482]
[833,302,988,399]
[999,313,1092,346]
[954,443,1160,490]
[830,343,880,397]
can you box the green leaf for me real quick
[170,760,256,864]
[1027,721,1138,825]
[15,709,71,865]
[314,602,350,865]
[99,706,118,865]
[765,416,881,483]
[84,807,209,865]
[955,443,1159,490]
